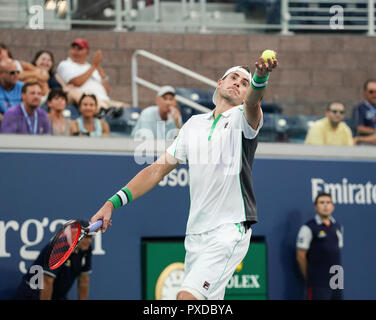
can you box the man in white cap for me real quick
[91,52,278,300]
[131,85,182,140]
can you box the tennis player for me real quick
[91,52,278,300]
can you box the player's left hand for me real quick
[255,55,278,78]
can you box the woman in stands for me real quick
[47,89,75,136]
[32,50,83,106]
[72,93,110,137]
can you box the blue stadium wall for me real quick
[0,149,375,300]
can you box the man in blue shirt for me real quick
[352,79,376,137]
[0,58,23,115]
[296,192,344,300]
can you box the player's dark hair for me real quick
[314,192,332,205]
[240,66,250,73]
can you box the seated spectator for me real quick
[354,133,376,145]
[352,79,376,138]
[0,59,23,120]
[31,49,82,106]
[56,38,128,110]
[71,93,110,137]
[304,102,353,146]
[0,43,49,98]
[47,89,75,136]
[131,86,182,140]
[32,50,62,90]
[1,81,50,135]
[0,43,22,71]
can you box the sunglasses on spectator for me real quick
[330,110,345,115]
[367,90,376,94]
[7,70,20,75]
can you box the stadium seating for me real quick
[286,114,317,143]
[100,106,142,136]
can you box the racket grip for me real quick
[88,220,103,233]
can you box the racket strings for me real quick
[48,223,80,269]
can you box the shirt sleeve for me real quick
[56,61,80,84]
[336,225,344,249]
[166,119,189,163]
[241,108,264,140]
[296,225,313,250]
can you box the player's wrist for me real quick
[251,73,270,90]
[107,187,133,210]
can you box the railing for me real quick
[1,0,375,35]
[282,0,376,35]
[131,50,215,112]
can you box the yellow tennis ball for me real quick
[261,50,276,63]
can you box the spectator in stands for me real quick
[352,79,376,139]
[47,89,75,136]
[0,43,50,97]
[56,38,128,110]
[14,219,94,300]
[71,93,110,137]
[304,102,353,146]
[354,133,376,145]
[32,50,62,91]
[0,59,23,122]
[296,192,344,300]
[131,85,182,140]
[1,81,50,135]
[0,43,21,70]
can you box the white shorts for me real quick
[181,222,252,300]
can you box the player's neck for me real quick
[214,99,236,119]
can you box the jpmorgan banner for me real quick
[0,150,375,299]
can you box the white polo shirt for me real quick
[56,58,110,101]
[167,105,263,235]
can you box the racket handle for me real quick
[88,220,103,233]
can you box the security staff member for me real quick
[14,219,94,300]
[296,193,344,300]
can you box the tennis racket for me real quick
[46,219,103,270]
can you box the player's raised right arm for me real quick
[90,152,179,232]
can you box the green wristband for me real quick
[253,73,270,84]
[108,187,133,209]
[108,194,122,209]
